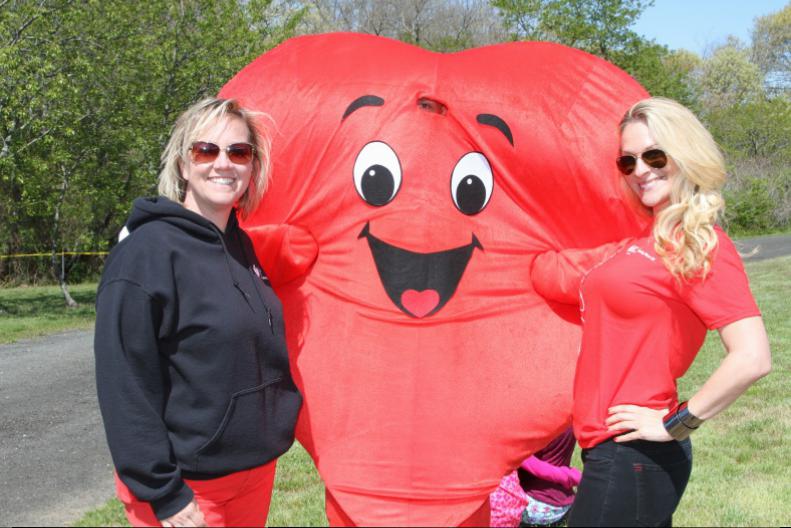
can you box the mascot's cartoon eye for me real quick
[353,141,402,207]
[450,152,493,215]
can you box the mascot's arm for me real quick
[530,239,632,305]
[245,224,318,287]
[520,456,582,489]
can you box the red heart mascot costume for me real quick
[219,33,650,526]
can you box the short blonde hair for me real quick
[620,97,726,279]
[158,98,272,218]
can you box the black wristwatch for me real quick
[663,401,704,441]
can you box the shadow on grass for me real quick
[0,285,97,318]
[0,285,98,344]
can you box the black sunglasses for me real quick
[189,141,256,164]
[616,149,668,175]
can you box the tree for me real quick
[613,39,699,107]
[751,3,790,96]
[658,48,704,109]
[0,0,303,295]
[712,98,791,232]
[0,0,78,283]
[698,37,763,110]
[491,0,698,101]
[706,97,791,161]
[491,0,650,57]
[300,0,506,51]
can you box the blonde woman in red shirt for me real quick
[531,97,771,527]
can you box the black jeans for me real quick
[567,438,692,527]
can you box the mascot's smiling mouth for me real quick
[358,222,483,318]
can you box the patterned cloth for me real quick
[521,494,571,526]
[490,470,529,527]
[490,470,572,527]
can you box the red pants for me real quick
[115,460,277,527]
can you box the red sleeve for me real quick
[531,239,632,305]
[679,228,761,330]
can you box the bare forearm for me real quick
[687,347,771,420]
[688,317,771,420]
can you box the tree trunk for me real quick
[51,164,78,307]
[60,278,78,308]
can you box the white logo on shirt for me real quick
[626,244,655,262]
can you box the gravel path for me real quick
[0,329,115,527]
[736,233,791,262]
[0,234,787,526]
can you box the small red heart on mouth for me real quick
[401,289,440,318]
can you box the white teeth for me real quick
[210,178,234,185]
[640,178,664,191]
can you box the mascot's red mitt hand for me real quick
[245,224,318,287]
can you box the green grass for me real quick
[4,256,782,526]
[0,283,97,344]
[728,225,791,238]
[72,499,127,528]
[266,441,326,526]
[671,256,791,527]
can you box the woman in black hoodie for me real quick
[94,98,301,527]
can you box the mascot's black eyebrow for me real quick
[343,95,385,120]
[341,97,513,147]
[477,114,514,146]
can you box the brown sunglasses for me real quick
[616,149,668,175]
[189,142,256,164]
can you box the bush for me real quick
[707,98,791,235]
[725,178,776,233]
[723,159,791,234]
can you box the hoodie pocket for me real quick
[194,375,299,474]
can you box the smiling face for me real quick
[349,98,507,318]
[181,116,253,226]
[620,120,678,214]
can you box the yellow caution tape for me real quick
[0,251,109,259]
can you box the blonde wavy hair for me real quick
[620,97,726,279]
[158,97,272,218]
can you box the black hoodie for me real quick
[94,197,301,519]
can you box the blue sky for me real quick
[632,0,788,55]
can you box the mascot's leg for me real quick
[459,498,491,527]
[325,490,355,527]
[324,490,491,527]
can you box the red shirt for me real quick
[572,227,759,448]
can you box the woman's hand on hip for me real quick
[606,404,674,442]
[161,499,206,527]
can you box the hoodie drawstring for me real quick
[214,225,257,313]
[236,229,275,335]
